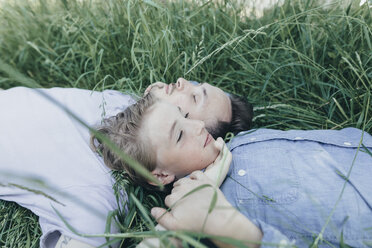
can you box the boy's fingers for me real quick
[151,207,179,230]
[217,137,224,145]
[223,143,229,154]
[218,139,229,158]
[217,142,231,166]
[226,149,232,163]
[213,137,224,152]
[189,170,206,180]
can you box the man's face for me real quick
[140,101,219,181]
[145,78,232,132]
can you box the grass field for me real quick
[0,0,371,247]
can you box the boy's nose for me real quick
[191,119,205,135]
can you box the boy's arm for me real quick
[203,137,232,187]
[152,172,263,248]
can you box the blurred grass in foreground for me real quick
[0,0,371,247]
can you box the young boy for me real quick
[92,93,232,189]
[92,93,233,247]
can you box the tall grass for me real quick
[0,0,371,247]
[0,200,41,247]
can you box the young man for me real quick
[144,78,254,139]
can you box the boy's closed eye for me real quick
[177,131,183,143]
[177,112,189,143]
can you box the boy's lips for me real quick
[204,133,212,147]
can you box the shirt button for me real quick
[238,169,246,176]
[294,137,303,140]
[250,137,257,141]
[344,142,352,146]
[279,240,289,245]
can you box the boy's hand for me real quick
[151,172,263,248]
[144,82,166,96]
[151,171,234,233]
[212,137,232,167]
[204,137,232,186]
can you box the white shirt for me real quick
[0,87,136,248]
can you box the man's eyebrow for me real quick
[202,87,208,102]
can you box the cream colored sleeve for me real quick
[55,235,96,248]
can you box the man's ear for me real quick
[149,168,176,186]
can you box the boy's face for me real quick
[145,78,232,132]
[140,101,219,184]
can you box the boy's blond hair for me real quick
[90,93,157,187]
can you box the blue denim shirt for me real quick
[220,128,372,247]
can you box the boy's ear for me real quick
[149,168,175,186]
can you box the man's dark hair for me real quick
[207,94,254,139]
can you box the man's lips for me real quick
[165,83,175,95]
[169,83,175,95]
[163,83,177,95]
[204,133,212,147]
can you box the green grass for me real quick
[0,0,371,247]
[0,201,41,248]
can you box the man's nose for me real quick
[176,78,188,91]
